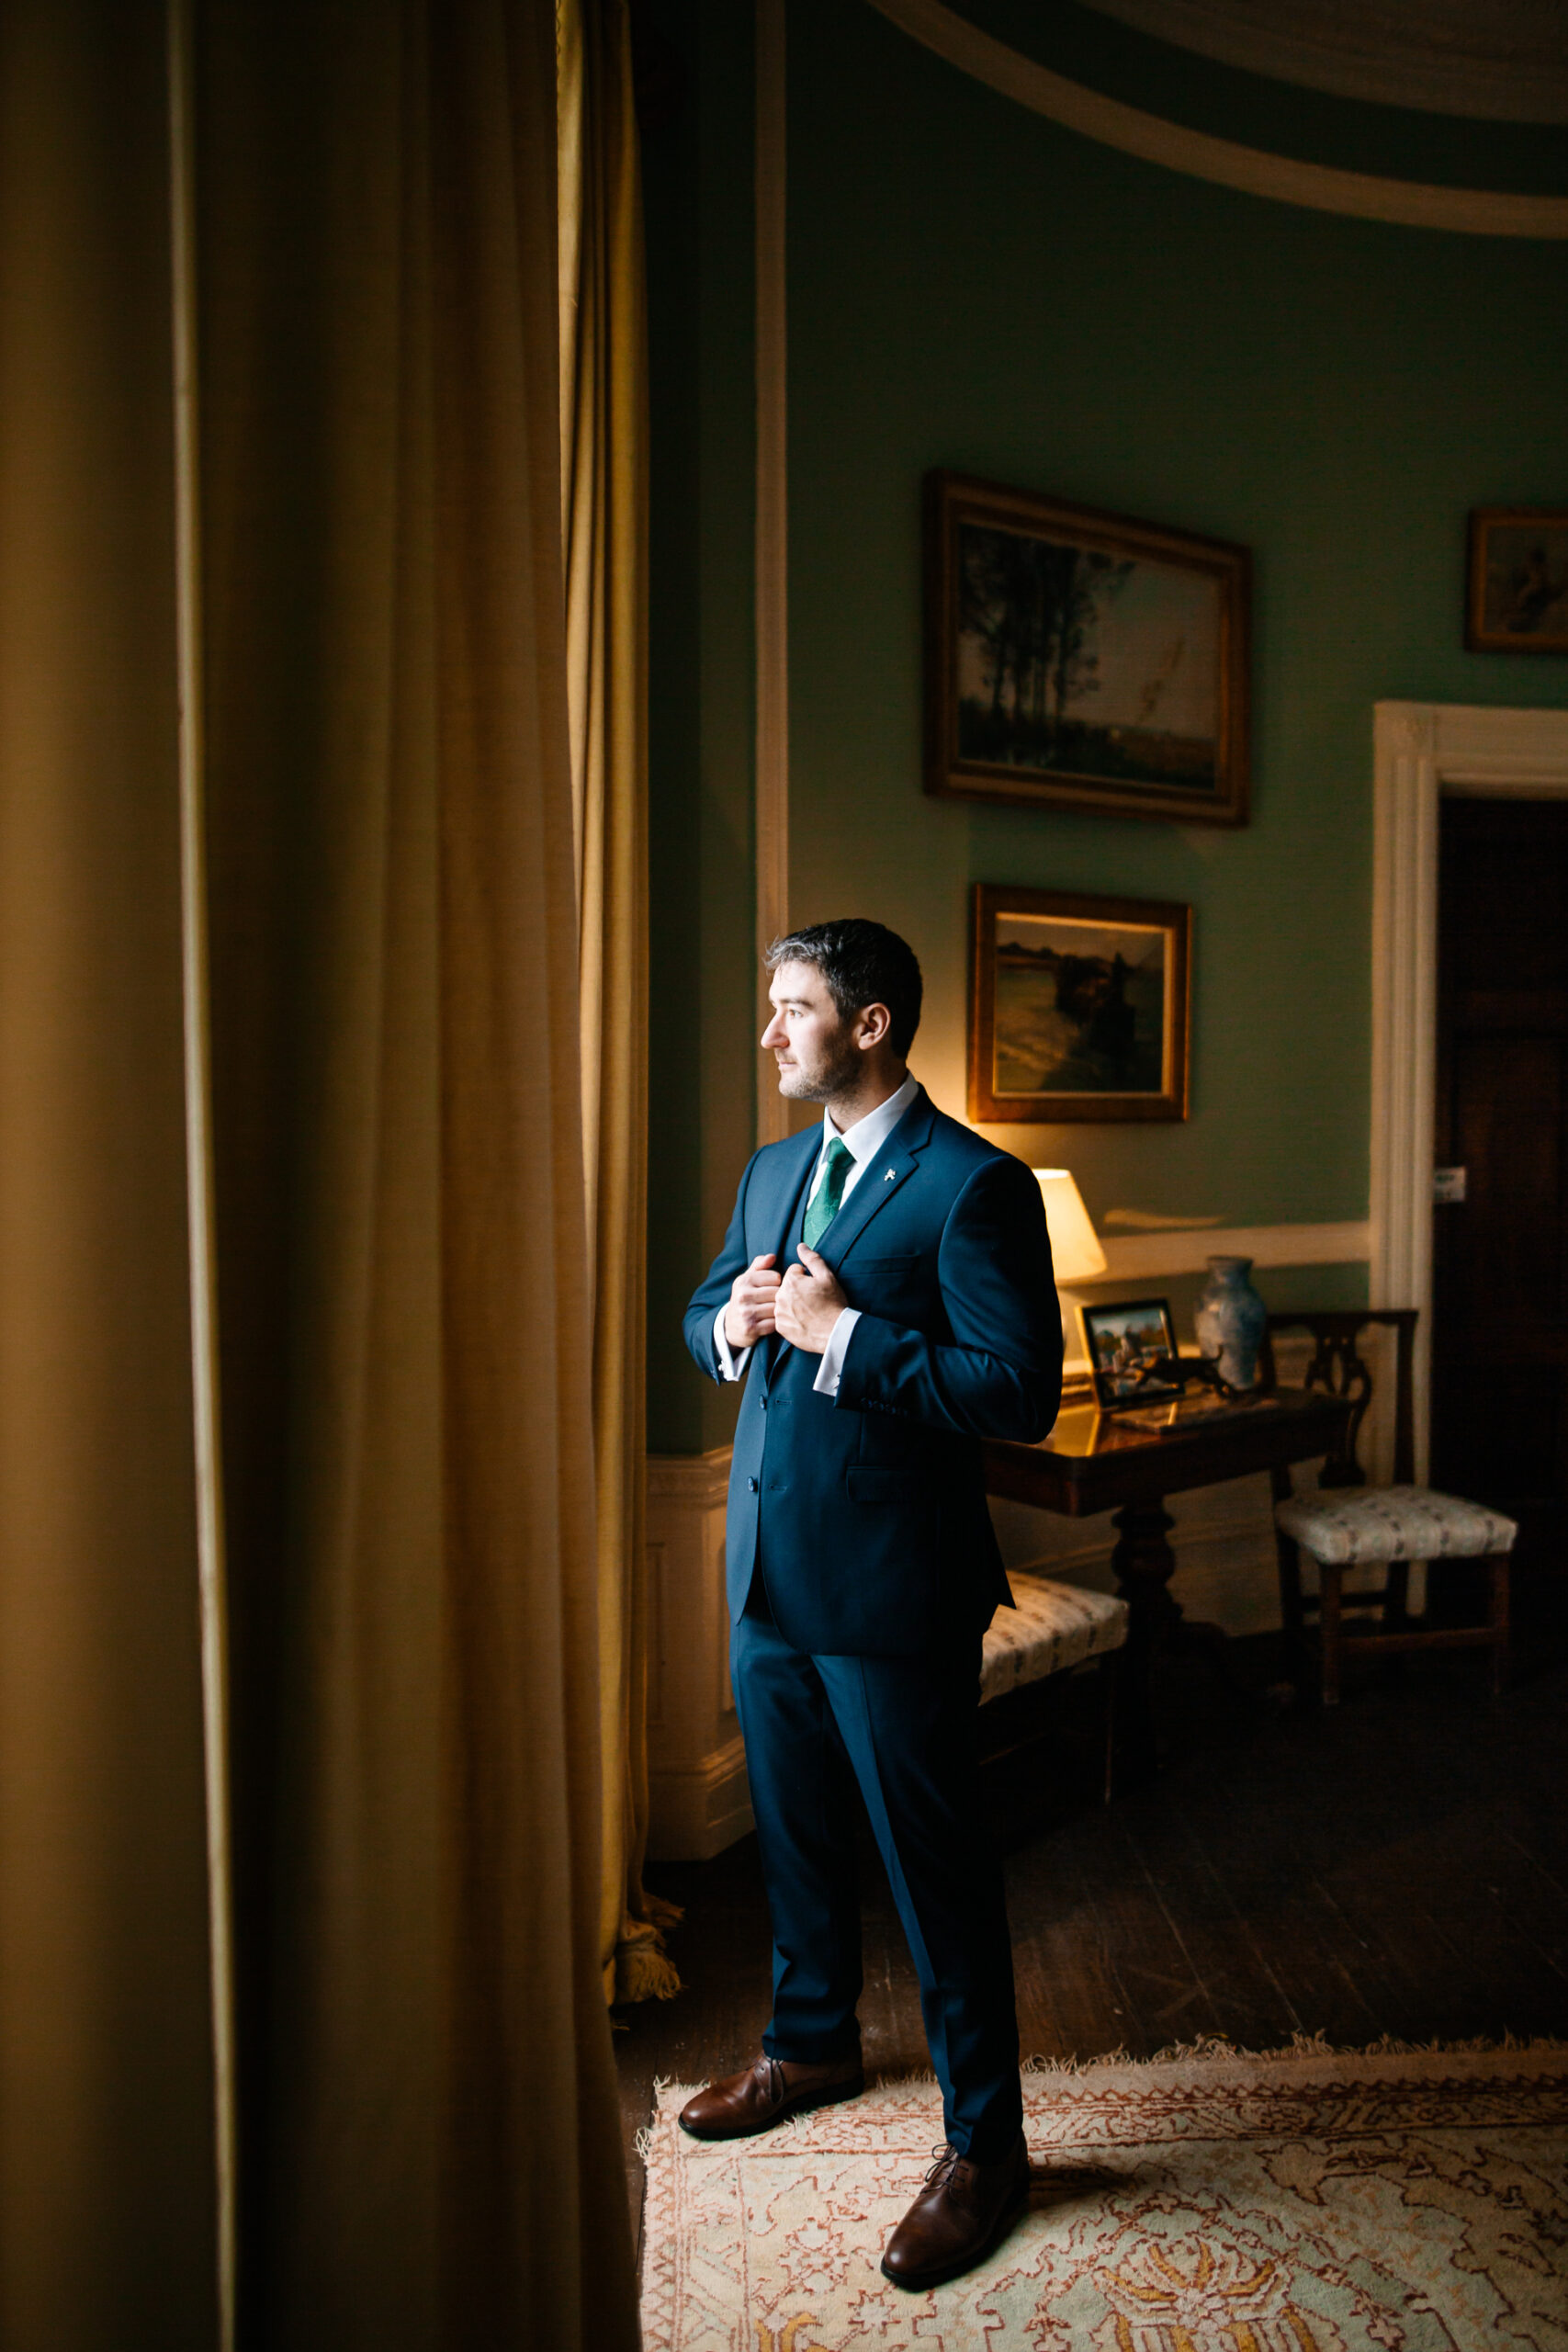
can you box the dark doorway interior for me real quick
[1433,795,1568,1644]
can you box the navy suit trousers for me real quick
[732,1575,1022,2162]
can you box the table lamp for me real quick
[1033,1168,1107,1363]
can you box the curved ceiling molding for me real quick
[866,0,1568,237]
[1080,0,1568,127]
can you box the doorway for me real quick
[1432,797,1568,1642]
[1371,700,1568,1487]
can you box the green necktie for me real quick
[803,1136,853,1250]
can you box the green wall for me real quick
[643,0,757,1453]
[645,0,1568,1453]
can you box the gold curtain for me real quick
[197,0,639,2339]
[558,0,673,2005]
[0,5,219,2343]
[0,0,641,2344]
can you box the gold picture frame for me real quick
[969,882,1192,1125]
[925,471,1250,826]
[1466,507,1568,652]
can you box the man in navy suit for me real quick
[679,919,1062,2289]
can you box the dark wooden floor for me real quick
[615,1639,1568,2234]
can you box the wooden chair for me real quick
[1263,1310,1516,1705]
[979,1577,1127,1803]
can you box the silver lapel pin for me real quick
[884,1168,896,1182]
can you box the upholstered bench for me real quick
[980,1574,1129,1801]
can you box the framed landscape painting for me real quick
[969,883,1191,1124]
[925,472,1250,825]
[1467,508,1568,652]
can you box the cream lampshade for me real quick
[1033,1169,1107,1284]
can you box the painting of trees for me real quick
[927,472,1250,825]
[957,523,1133,769]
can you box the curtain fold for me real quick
[197,0,638,2340]
[558,0,671,2005]
[0,4,641,2338]
[0,6,219,2344]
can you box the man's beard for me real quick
[775,1033,859,1102]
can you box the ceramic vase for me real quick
[1194,1255,1267,1389]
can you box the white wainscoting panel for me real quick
[646,1450,753,1860]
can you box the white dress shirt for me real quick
[715,1072,920,1396]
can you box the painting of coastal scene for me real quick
[994,911,1168,1100]
[968,883,1190,1124]
[956,521,1221,795]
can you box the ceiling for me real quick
[1077,0,1568,121]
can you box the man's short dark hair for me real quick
[764,919,923,1058]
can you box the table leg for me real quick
[1111,1498,1239,1772]
[1111,1500,1179,1641]
[1111,1501,1177,1772]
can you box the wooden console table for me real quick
[985,1385,1356,1769]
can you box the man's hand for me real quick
[725,1253,782,1351]
[773,1243,849,1355]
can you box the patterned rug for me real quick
[640,2040,1568,2350]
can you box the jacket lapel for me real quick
[816,1090,936,1273]
[758,1125,821,1389]
[758,1090,935,1379]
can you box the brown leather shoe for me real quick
[881,2133,1030,2290]
[678,2051,864,2141]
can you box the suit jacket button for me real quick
[747,1476,759,1493]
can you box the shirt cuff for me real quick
[812,1306,862,1396]
[714,1305,751,1383]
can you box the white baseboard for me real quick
[647,1449,752,1860]
[648,1733,753,1863]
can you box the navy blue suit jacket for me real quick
[683,1087,1062,1657]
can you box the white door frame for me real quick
[1371,700,1568,1476]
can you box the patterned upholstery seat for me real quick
[1266,1311,1515,1706]
[979,1573,1128,1804]
[1275,1485,1517,1571]
[981,1574,1128,1703]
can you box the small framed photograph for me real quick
[1079,1298,1181,1410]
[968,882,1191,1124]
[925,471,1250,825]
[1466,508,1568,651]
